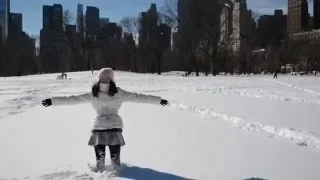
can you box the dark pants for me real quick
[94,145,121,165]
[273,74,278,79]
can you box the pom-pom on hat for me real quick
[98,68,114,82]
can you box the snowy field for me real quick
[0,71,320,180]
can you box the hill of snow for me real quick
[0,71,320,180]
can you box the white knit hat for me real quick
[98,68,114,82]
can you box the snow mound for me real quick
[269,79,320,97]
[170,102,320,149]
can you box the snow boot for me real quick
[112,159,122,170]
[90,159,105,173]
[106,160,122,177]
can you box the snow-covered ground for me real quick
[0,71,320,180]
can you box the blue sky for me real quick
[248,0,313,16]
[10,0,314,35]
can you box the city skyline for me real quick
[9,0,314,35]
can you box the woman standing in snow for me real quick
[41,68,169,173]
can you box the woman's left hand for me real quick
[42,99,52,107]
[160,99,169,106]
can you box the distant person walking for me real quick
[273,71,278,79]
[56,72,67,80]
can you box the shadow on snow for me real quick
[118,165,194,180]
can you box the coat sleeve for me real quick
[119,88,161,105]
[51,93,93,106]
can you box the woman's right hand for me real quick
[42,99,52,107]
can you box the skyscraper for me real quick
[315,0,320,29]
[177,0,192,32]
[147,3,158,44]
[0,0,10,43]
[0,25,2,44]
[40,4,66,73]
[52,4,63,32]
[86,6,100,37]
[77,4,84,36]
[43,5,52,30]
[138,12,147,47]
[66,24,76,35]
[257,9,287,47]
[9,12,22,33]
[42,4,63,31]
[220,3,233,42]
[158,23,171,49]
[287,0,309,34]
[232,0,249,52]
[100,18,109,27]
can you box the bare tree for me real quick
[120,16,139,42]
[120,16,139,72]
[30,34,42,73]
[63,10,75,28]
[162,0,223,76]
[157,12,164,24]
[61,9,79,73]
[161,0,178,32]
[200,1,224,76]
[252,11,262,22]
[162,0,201,76]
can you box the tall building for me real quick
[9,12,22,33]
[43,5,52,30]
[273,10,287,41]
[147,3,158,44]
[287,0,309,34]
[100,18,109,27]
[86,6,100,37]
[158,23,171,49]
[220,2,233,43]
[315,0,320,29]
[123,32,134,46]
[257,10,287,47]
[41,4,66,73]
[65,24,77,44]
[175,0,192,49]
[52,4,63,32]
[172,32,179,49]
[66,24,76,34]
[219,0,256,54]
[232,0,249,52]
[115,26,122,40]
[138,3,159,47]
[98,22,122,41]
[309,14,314,30]
[77,4,84,36]
[0,0,10,43]
[138,11,147,47]
[177,0,192,32]
[42,4,63,31]
[0,25,3,44]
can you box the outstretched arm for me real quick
[42,93,92,107]
[119,88,166,105]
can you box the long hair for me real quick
[92,80,118,97]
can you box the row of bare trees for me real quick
[1,1,320,77]
[0,31,37,76]
[36,8,175,76]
